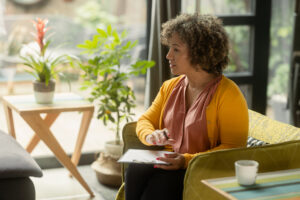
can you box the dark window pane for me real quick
[225,26,251,73]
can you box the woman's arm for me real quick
[136,83,166,145]
[136,76,183,146]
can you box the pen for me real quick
[163,130,169,139]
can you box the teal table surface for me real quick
[202,168,300,200]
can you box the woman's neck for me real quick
[185,70,218,91]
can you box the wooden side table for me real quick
[1,93,95,197]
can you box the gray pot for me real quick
[33,80,55,104]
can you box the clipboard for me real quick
[117,149,172,165]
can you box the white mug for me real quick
[235,160,259,186]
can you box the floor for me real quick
[32,165,119,200]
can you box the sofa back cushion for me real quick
[248,109,300,144]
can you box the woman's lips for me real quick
[169,63,176,68]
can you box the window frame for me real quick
[220,0,271,114]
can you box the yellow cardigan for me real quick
[136,75,249,168]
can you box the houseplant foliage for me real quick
[20,18,69,103]
[73,25,154,187]
[75,25,155,145]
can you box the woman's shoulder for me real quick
[219,75,242,93]
[162,75,184,89]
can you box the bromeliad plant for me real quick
[74,25,155,144]
[20,18,69,86]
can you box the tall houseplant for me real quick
[75,25,154,145]
[20,18,69,104]
[73,25,154,187]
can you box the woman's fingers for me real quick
[153,130,162,144]
[164,153,177,158]
[154,153,185,170]
[146,134,156,145]
[146,129,175,146]
[166,138,176,145]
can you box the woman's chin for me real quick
[170,68,180,76]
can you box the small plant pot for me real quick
[33,80,55,104]
[105,140,124,159]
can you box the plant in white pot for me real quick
[20,18,69,104]
[73,25,154,187]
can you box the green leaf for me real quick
[121,30,127,39]
[113,31,120,44]
[107,25,112,36]
[97,28,108,38]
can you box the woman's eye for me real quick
[174,48,179,52]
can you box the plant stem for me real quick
[115,63,121,145]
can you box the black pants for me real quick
[125,163,186,200]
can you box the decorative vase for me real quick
[33,79,55,104]
[91,140,124,187]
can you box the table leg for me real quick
[71,109,94,166]
[3,103,16,138]
[26,113,60,153]
[21,113,94,197]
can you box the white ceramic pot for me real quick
[33,80,55,104]
[104,140,124,159]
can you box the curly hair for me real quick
[161,13,229,75]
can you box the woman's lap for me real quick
[125,163,185,200]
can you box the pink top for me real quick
[163,75,222,154]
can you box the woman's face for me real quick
[166,33,196,75]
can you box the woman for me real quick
[125,13,248,200]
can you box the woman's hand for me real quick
[154,153,185,170]
[146,128,175,146]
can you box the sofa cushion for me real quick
[0,130,42,178]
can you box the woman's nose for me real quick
[166,49,172,60]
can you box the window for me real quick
[0,0,148,158]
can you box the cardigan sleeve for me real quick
[136,76,182,146]
[183,81,249,168]
[136,83,166,145]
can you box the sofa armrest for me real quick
[183,140,300,200]
[121,122,163,180]
[0,130,42,178]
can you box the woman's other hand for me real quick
[154,153,185,170]
[146,128,175,146]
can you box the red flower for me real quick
[32,18,49,56]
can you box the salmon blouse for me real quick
[163,75,222,154]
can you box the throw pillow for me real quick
[247,136,268,147]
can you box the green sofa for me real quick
[115,110,300,200]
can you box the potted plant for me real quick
[73,25,154,186]
[20,18,69,104]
